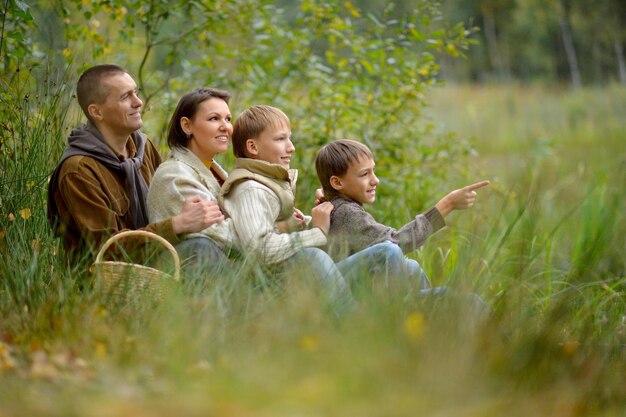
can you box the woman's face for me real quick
[183,98,233,161]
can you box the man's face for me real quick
[248,122,294,169]
[331,156,379,205]
[93,72,143,136]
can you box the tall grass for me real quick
[1,82,625,416]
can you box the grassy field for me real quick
[1,83,625,416]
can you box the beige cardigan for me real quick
[147,147,237,250]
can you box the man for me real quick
[47,64,222,263]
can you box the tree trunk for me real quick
[558,0,582,87]
[482,6,502,80]
[615,39,626,85]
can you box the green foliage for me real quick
[15,0,477,212]
[1,1,626,414]
[0,0,35,69]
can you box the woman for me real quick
[147,87,236,281]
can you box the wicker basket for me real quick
[93,230,180,303]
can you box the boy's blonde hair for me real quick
[232,105,291,158]
[315,139,374,201]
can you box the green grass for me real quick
[1,82,625,416]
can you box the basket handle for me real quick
[95,230,180,282]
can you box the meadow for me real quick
[0,83,625,416]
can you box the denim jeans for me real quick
[284,247,353,310]
[336,241,433,291]
[174,237,230,286]
[284,241,431,309]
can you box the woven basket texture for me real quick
[93,230,180,304]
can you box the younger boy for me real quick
[315,139,490,289]
[220,106,405,307]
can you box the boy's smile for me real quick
[331,156,379,204]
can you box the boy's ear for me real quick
[245,139,258,156]
[329,175,343,191]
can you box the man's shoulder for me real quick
[57,154,102,176]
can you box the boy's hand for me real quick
[172,196,225,234]
[276,209,306,233]
[311,201,333,235]
[314,188,326,206]
[435,180,490,218]
[294,208,305,222]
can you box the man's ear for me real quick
[180,117,191,136]
[329,175,343,191]
[245,139,258,156]
[87,103,102,121]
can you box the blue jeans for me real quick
[337,241,433,291]
[284,241,432,309]
[174,237,230,286]
[284,247,353,310]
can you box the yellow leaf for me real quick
[19,208,31,220]
[0,229,4,240]
[299,335,320,352]
[7,213,15,222]
[31,239,42,251]
[63,48,71,57]
[95,342,107,359]
[404,312,425,342]
[91,19,100,28]
[344,1,361,18]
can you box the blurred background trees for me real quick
[437,0,626,85]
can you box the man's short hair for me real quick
[167,87,231,149]
[315,139,374,201]
[232,105,290,158]
[76,64,128,120]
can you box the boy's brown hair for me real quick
[315,139,374,201]
[232,105,291,158]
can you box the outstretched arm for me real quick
[435,180,490,218]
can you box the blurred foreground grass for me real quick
[1,84,625,416]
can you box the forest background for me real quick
[1,0,625,416]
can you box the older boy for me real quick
[315,139,490,289]
[220,106,405,306]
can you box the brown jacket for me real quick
[49,136,178,262]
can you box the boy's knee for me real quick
[371,241,404,263]
[298,247,331,263]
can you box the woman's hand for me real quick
[435,180,490,218]
[172,196,224,234]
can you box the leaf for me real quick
[19,208,31,220]
[7,31,24,41]
[14,0,29,12]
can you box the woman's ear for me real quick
[329,175,343,191]
[246,139,258,156]
[180,117,191,136]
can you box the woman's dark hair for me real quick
[167,87,231,149]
